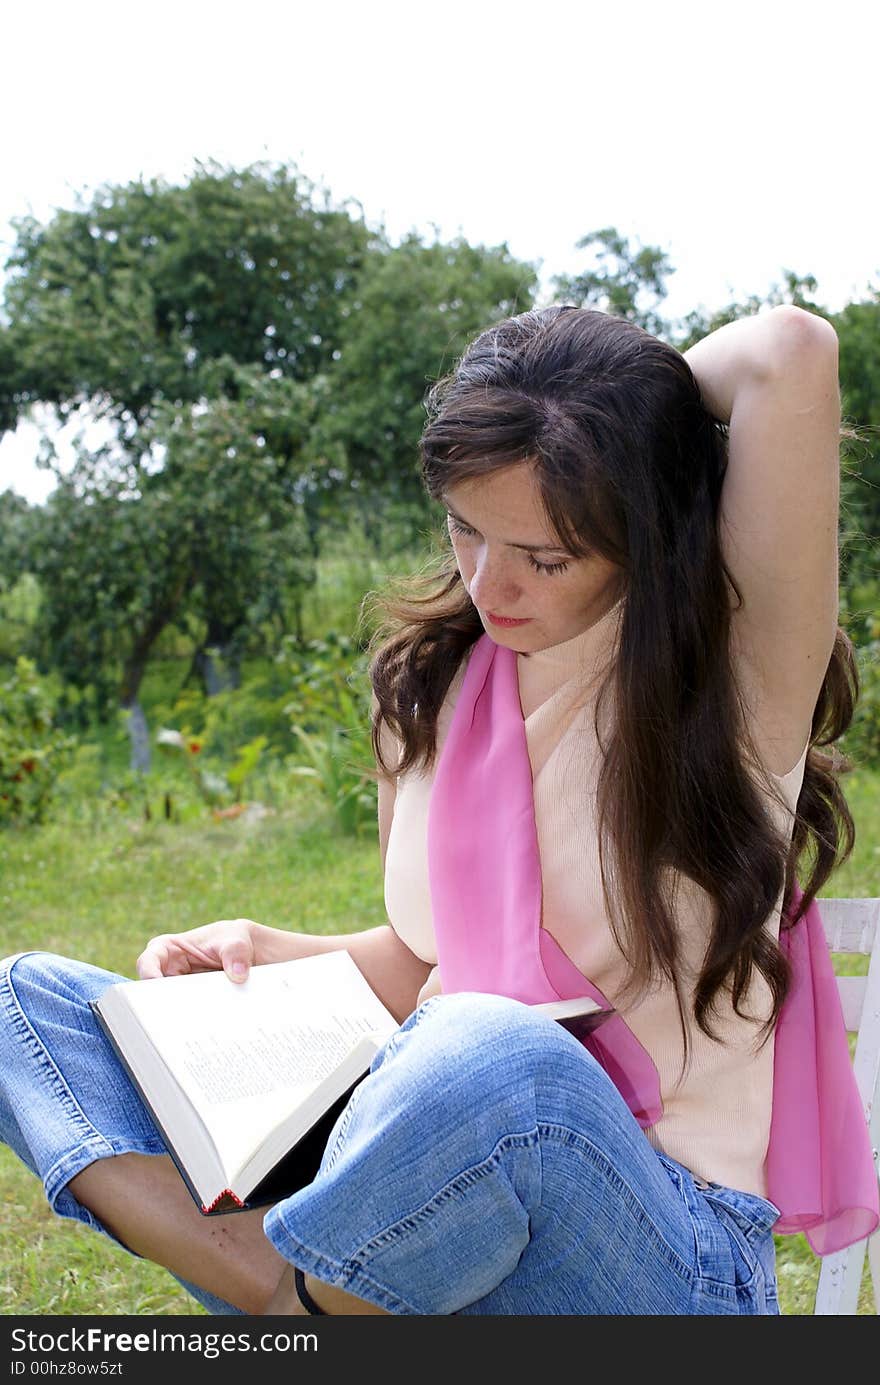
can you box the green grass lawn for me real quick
[1,769,878,1316]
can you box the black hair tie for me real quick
[294,1266,327,1315]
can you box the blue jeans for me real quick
[0,952,781,1315]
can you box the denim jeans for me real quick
[0,952,781,1315]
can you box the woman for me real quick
[0,303,863,1315]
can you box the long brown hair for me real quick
[366,305,858,1044]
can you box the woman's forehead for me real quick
[443,468,564,546]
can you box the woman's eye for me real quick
[447,514,569,576]
[528,555,569,576]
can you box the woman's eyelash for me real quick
[446,515,569,576]
[528,555,569,575]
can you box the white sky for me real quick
[2,0,879,503]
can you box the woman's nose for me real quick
[468,548,520,610]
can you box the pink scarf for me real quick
[427,632,879,1256]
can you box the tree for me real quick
[550,227,674,336]
[147,363,320,689]
[0,162,374,763]
[831,291,880,587]
[0,161,373,432]
[0,328,20,433]
[0,490,40,667]
[310,234,538,548]
[673,271,826,351]
[30,368,318,768]
[0,489,34,591]
[28,455,193,764]
[1,167,543,758]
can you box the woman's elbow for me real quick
[763,303,839,376]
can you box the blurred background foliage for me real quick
[0,160,877,832]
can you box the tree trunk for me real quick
[357,493,383,555]
[195,643,242,695]
[193,615,242,696]
[125,700,152,773]
[119,581,190,771]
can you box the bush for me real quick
[0,658,77,826]
[149,664,295,765]
[282,633,378,835]
[840,590,880,770]
[0,573,41,665]
[139,635,378,828]
[843,638,880,768]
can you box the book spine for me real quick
[203,1188,245,1215]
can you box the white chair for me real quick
[813,896,880,1314]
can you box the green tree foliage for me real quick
[27,453,191,730]
[28,368,318,765]
[0,166,541,762]
[0,163,372,757]
[0,489,35,591]
[0,161,372,429]
[673,271,827,351]
[310,234,538,547]
[0,328,18,433]
[145,363,320,683]
[831,292,880,587]
[551,227,674,336]
[0,492,41,666]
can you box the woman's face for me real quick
[443,464,624,654]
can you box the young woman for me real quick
[0,303,866,1316]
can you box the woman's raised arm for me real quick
[682,303,838,425]
[683,305,841,776]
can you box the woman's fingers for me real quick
[135,935,176,979]
[135,921,257,980]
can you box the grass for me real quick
[1,768,878,1316]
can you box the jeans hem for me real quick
[262,1125,545,1315]
[261,1227,422,1315]
[45,1137,168,1227]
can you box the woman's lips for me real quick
[487,612,532,628]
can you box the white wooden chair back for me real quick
[813,897,880,1314]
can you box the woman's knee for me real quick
[0,952,58,1041]
[0,951,120,1020]
[374,991,596,1115]
[1,950,67,995]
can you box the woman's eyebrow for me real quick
[443,500,571,556]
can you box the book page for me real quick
[180,1012,382,1105]
[102,951,398,1187]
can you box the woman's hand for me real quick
[136,918,261,982]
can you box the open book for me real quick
[91,950,612,1215]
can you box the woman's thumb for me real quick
[220,936,253,983]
